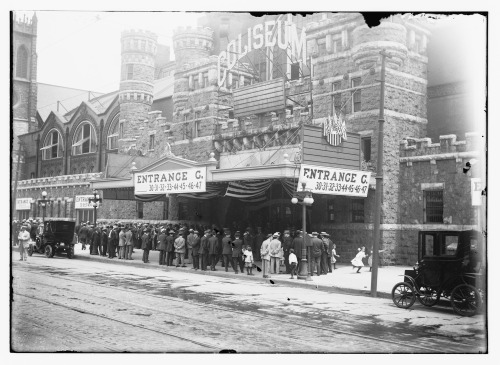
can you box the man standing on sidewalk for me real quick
[292,230,303,272]
[311,232,323,276]
[108,225,118,258]
[157,228,167,265]
[118,225,126,259]
[269,233,282,274]
[200,230,209,271]
[222,230,233,272]
[174,231,186,267]
[186,228,195,265]
[125,226,134,260]
[283,230,292,274]
[260,233,272,278]
[208,230,218,271]
[17,225,30,261]
[191,230,200,270]
[232,231,243,274]
[166,230,175,266]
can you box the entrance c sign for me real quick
[134,167,207,195]
[298,164,371,197]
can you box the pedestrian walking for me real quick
[17,225,30,261]
[260,233,272,278]
[232,231,244,274]
[79,222,88,250]
[351,247,367,273]
[191,230,200,270]
[269,233,281,274]
[166,230,175,266]
[157,228,167,265]
[174,231,186,267]
[243,245,254,275]
[222,230,234,272]
[288,248,298,279]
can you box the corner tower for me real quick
[119,29,158,153]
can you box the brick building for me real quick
[12,12,486,265]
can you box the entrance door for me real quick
[76,210,95,224]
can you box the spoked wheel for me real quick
[392,282,416,309]
[450,284,481,317]
[27,245,33,257]
[67,245,75,259]
[417,286,440,307]
[44,245,53,258]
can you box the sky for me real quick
[14,10,201,93]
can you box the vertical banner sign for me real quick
[298,164,371,197]
[75,195,100,209]
[471,178,482,206]
[134,167,207,195]
[16,198,31,210]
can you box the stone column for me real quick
[168,194,179,220]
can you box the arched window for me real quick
[16,46,28,78]
[41,129,63,160]
[72,121,97,155]
[107,114,120,150]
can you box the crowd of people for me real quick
[72,221,345,278]
[12,218,379,276]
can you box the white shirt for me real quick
[288,253,298,264]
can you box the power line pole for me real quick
[371,49,391,297]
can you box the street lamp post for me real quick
[38,190,51,223]
[291,181,314,281]
[88,189,102,227]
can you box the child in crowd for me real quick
[288,248,298,279]
[243,245,254,275]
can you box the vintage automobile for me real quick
[28,218,77,259]
[391,229,485,316]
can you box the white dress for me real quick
[351,251,365,267]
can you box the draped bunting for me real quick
[134,194,165,202]
[178,184,227,200]
[225,180,273,202]
[280,179,299,198]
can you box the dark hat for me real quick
[204,229,211,234]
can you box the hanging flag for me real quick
[323,111,347,147]
[225,180,273,202]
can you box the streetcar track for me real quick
[14,292,220,351]
[12,265,468,353]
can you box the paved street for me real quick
[11,249,487,353]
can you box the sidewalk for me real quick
[73,245,411,299]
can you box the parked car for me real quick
[28,218,77,259]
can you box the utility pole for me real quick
[371,50,391,297]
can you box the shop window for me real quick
[351,77,361,112]
[362,137,371,162]
[16,46,28,78]
[178,202,189,220]
[327,199,335,222]
[351,199,365,223]
[137,201,144,219]
[424,190,443,223]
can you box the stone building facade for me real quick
[13,13,486,265]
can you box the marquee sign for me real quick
[75,195,100,209]
[217,20,306,87]
[16,198,31,210]
[134,167,207,195]
[298,164,371,197]
[471,178,483,206]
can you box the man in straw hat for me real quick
[17,225,30,261]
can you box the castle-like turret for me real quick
[172,26,214,67]
[118,29,158,152]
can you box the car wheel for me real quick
[44,245,53,258]
[67,245,75,259]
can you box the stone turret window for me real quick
[41,129,63,160]
[72,122,97,155]
[16,45,29,79]
[126,64,134,80]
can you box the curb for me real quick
[75,252,393,300]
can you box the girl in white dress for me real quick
[351,246,367,273]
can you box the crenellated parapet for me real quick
[13,11,37,35]
[173,26,214,66]
[399,132,481,164]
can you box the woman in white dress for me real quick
[351,246,367,273]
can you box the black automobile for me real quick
[28,218,77,259]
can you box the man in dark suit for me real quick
[200,230,210,271]
[191,230,200,270]
[108,225,118,258]
[157,228,167,265]
[221,230,233,272]
[79,223,88,250]
[292,230,304,272]
[311,232,323,276]
[166,230,175,266]
[232,231,244,273]
[283,230,293,274]
[208,230,219,271]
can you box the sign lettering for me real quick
[134,167,207,195]
[298,164,371,197]
[471,178,482,206]
[16,198,31,211]
[75,195,100,210]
